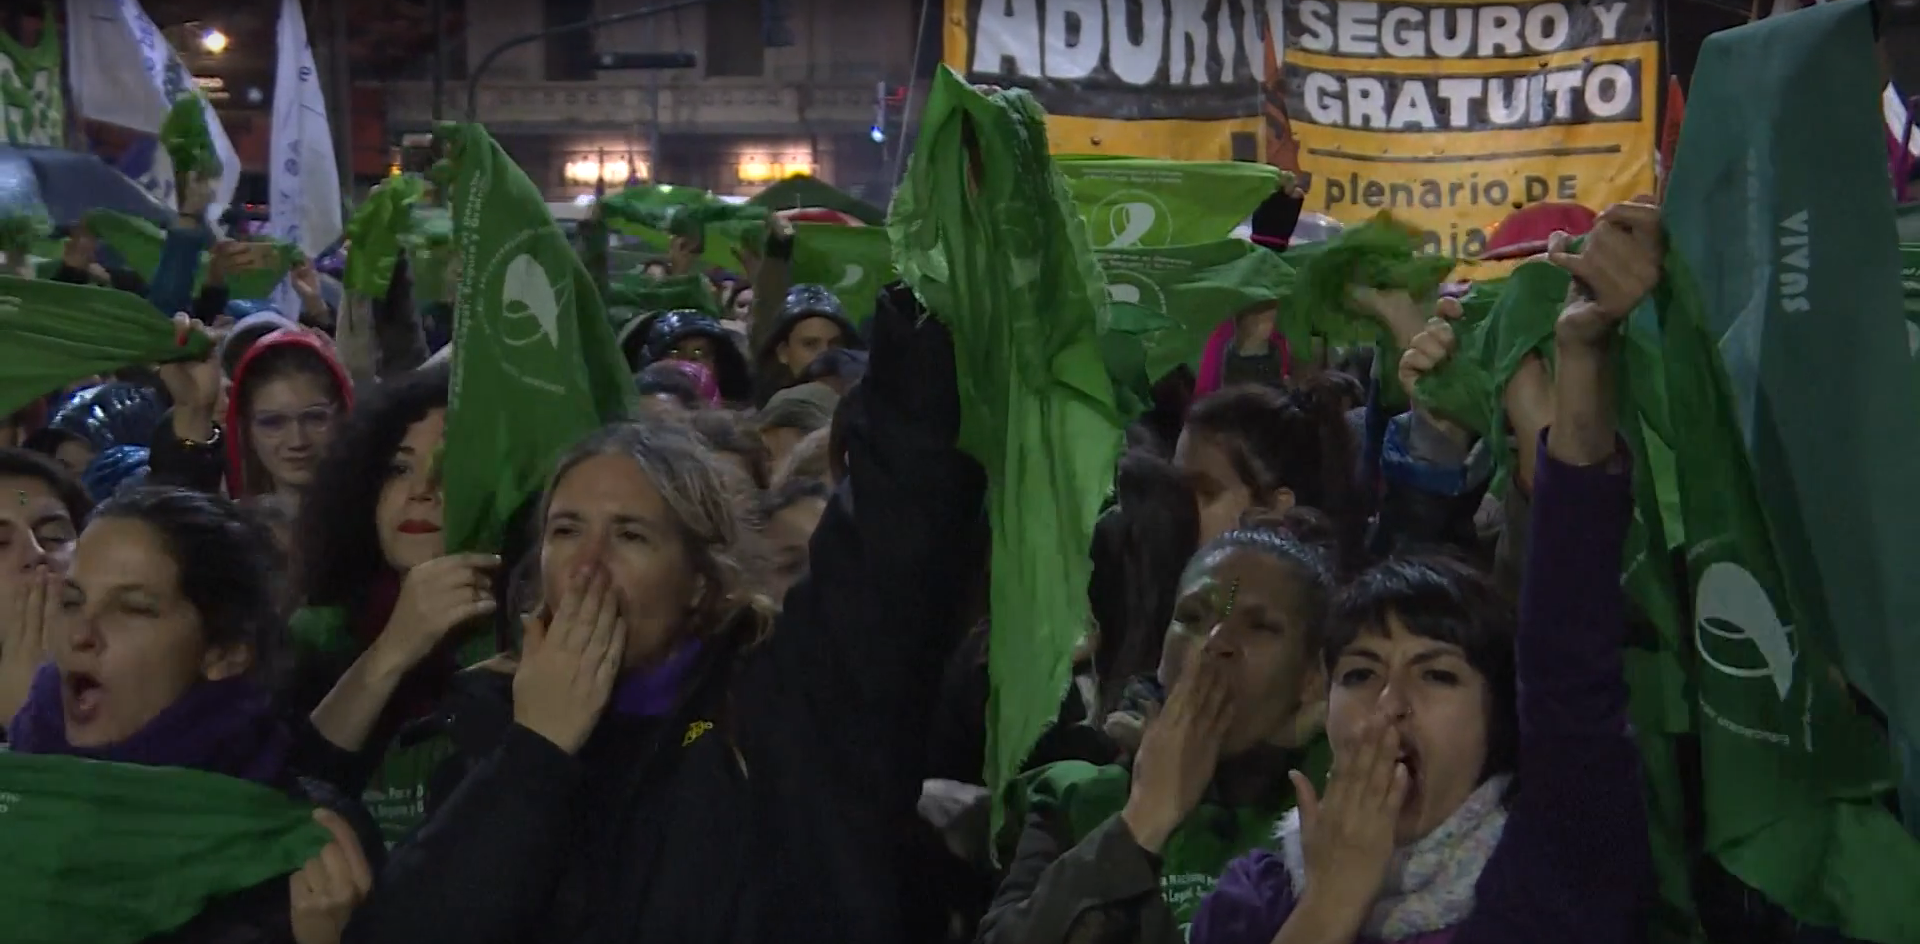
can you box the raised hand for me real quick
[370,554,500,672]
[511,565,627,754]
[1119,655,1234,853]
[0,567,56,721]
[1289,709,1410,920]
[1396,296,1470,440]
[289,808,374,944]
[1547,201,1663,350]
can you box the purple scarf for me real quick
[6,662,293,785]
[609,641,703,718]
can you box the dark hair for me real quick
[1091,450,1201,713]
[92,487,288,680]
[296,366,449,608]
[826,381,858,484]
[0,446,94,525]
[1183,377,1363,567]
[798,347,869,386]
[1327,554,1519,794]
[635,360,705,409]
[688,409,771,491]
[1182,506,1341,647]
[22,426,90,462]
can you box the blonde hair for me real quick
[771,426,832,489]
[536,419,776,647]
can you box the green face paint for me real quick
[1221,577,1240,620]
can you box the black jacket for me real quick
[343,284,989,944]
[148,775,384,944]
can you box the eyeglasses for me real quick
[251,405,337,439]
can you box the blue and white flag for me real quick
[268,0,341,313]
[65,0,240,218]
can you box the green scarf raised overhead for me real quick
[788,223,894,323]
[436,122,633,554]
[889,66,1123,838]
[598,183,768,272]
[1662,1,1920,937]
[605,271,719,319]
[0,276,213,416]
[1055,156,1279,250]
[83,209,301,301]
[343,175,429,298]
[1095,238,1297,412]
[159,95,219,180]
[0,753,327,944]
[750,174,886,225]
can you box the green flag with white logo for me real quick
[1663,2,1920,938]
[0,8,62,147]
[788,223,893,324]
[1055,157,1279,250]
[437,122,634,554]
[1094,239,1294,385]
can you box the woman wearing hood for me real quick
[635,309,755,404]
[341,283,987,944]
[148,317,354,517]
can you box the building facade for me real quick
[381,0,931,200]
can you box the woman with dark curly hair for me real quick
[284,365,514,845]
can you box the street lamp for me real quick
[200,29,229,54]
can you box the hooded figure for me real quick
[222,328,355,498]
[49,382,168,450]
[220,308,303,378]
[753,284,865,404]
[79,444,151,501]
[640,309,753,403]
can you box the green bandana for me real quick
[0,275,213,417]
[787,223,894,323]
[343,175,429,298]
[889,66,1123,839]
[1055,156,1280,250]
[436,122,633,554]
[0,753,327,944]
[83,209,301,301]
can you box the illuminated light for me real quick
[869,125,885,144]
[564,157,646,185]
[200,29,228,54]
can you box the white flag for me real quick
[268,0,341,312]
[65,0,240,220]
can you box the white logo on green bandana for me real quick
[1091,190,1172,249]
[473,229,574,395]
[836,264,865,291]
[1695,561,1799,704]
[1103,270,1166,314]
[500,253,561,348]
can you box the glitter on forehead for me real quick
[15,489,27,506]
[1223,577,1240,619]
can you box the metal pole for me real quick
[466,0,713,122]
[430,0,447,121]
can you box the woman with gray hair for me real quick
[343,285,988,944]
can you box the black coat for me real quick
[342,285,989,944]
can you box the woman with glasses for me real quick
[149,320,354,519]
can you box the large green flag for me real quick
[1663,4,1920,933]
[0,6,62,147]
[437,123,634,554]
[890,67,1123,835]
[1054,156,1278,250]
[0,275,214,417]
[0,753,328,944]
[788,223,893,323]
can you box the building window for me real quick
[545,0,596,81]
[705,0,765,78]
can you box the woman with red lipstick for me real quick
[284,366,511,845]
[3,486,383,943]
